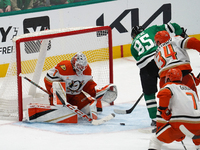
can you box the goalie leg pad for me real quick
[27,103,78,123]
[96,99,103,113]
[53,82,67,106]
[80,104,90,116]
[81,100,98,120]
[89,100,97,120]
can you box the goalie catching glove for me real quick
[96,84,117,103]
[158,107,172,121]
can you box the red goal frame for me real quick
[14,26,113,121]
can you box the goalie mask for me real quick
[71,52,88,75]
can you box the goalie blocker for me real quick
[27,82,117,124]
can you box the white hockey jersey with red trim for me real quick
[154,36,192,78]
[163,83,200,118]
[45,60,94,95]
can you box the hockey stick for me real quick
[181,141,187,150]
[20,74,115,125]
[179,125,200,139]
[197,72,200,78]
[56,91,115,125]
[114,93,144,114]
[19,73,52,95]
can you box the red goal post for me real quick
[0,26,113,121]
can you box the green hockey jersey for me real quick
[130,23,183,69]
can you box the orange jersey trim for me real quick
[159,64,192,78]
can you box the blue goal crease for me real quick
[14,104,151,135]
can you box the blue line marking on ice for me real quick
[14,104,151,134]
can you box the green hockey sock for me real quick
[144,93,157,119]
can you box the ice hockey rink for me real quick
[0,50,200,150]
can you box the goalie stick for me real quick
[56,91,115,125]
[114,93,144,114]
[19,73,52,95]
[181,141,187,150]
[20,74,115,125]
[197,72,200,78]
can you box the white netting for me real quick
[0,26,112,121]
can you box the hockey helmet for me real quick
[165,68,182,83]
[71,52,88,75]
[131,26,144,39]
[154,31,170,45]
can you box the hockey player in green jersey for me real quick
[130,22,186,127]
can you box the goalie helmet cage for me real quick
[0,26,113,121]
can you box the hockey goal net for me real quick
[0,26,113,121]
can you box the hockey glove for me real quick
[180,27,188,38]
[158,107,171,121]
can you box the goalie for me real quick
[43,52,117,119]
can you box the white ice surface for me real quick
[0,50,200,150]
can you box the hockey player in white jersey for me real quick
[130,23,185,126]
[148,68,200,150]
[154,30,200,95]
